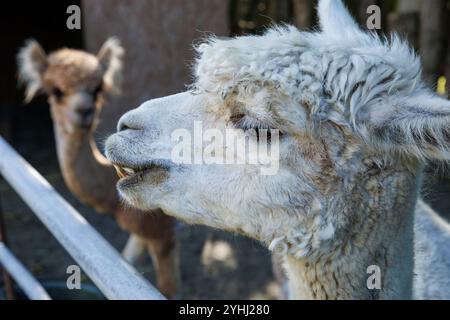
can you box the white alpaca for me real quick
[105,0,450,299]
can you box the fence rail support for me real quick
[0,242,51,300]
[0,188,17,300]
[0,136,165,300]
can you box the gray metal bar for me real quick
[0,242,51,300]
[0,136,165,300]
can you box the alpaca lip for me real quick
[113,165,136,179]
[112,162,170,180]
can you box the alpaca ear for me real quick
[97,37,124,94]
[17,39,48,102]
[360,92,450,161]
[317,0,361,37]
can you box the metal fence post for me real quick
[0,180,16,300]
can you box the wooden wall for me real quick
[82,0,230,136]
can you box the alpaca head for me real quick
[18,38,123,134]
[106,0,450,257]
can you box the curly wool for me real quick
[192,26,450,165]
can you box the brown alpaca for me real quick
[17,39,179,298]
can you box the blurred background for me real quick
[0,0,449,299]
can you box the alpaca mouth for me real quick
[112,161,171,180]
[113,165,137,179]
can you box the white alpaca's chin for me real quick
[117,185,160,212]
[116,166,170,210]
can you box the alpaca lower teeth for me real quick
[113,165,127,178]
[123,168,135,175]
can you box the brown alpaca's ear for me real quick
[17,39,48,102]
[97,37,124,95]
[360,92,450,161]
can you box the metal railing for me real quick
[0,136,165,300]
[0,242,51,300]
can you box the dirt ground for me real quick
[1,104,449,300]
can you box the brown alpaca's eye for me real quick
[52,88,64,100]
[93,83,103,97]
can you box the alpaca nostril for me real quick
[118,122,130,132]
[117,117,136,132]
[117,112,142,132]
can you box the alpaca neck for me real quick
[53,123,119,214]
[284,171,420,300]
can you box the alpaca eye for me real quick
[93,83,103,97]
[52,88,64,100]
[230,113,282,143]
[230,112,246,125]
[245,126,275,143]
